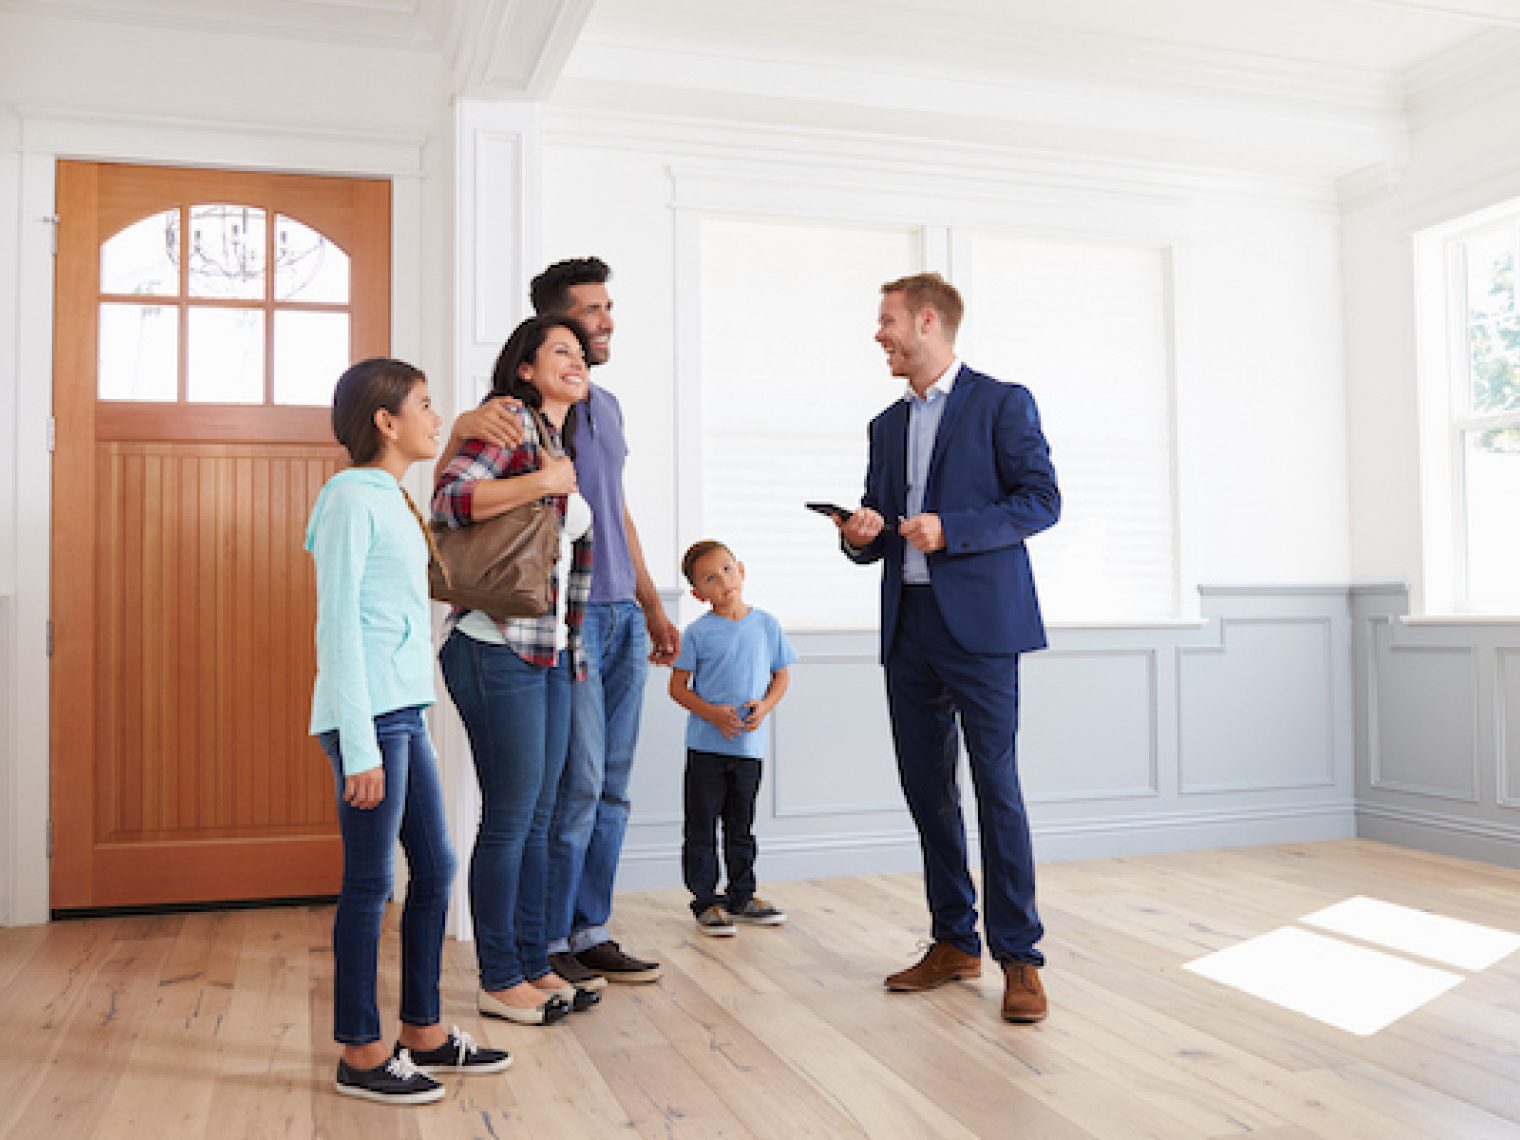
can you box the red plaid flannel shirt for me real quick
[431,408,592,679]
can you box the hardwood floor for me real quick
[3,839,1519,1138]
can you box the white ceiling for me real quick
[839,0,1500,70]
[5,0,1519,175]
[554,0,1520,177]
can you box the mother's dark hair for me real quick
[487,315,591,456]
[331,357,426,465]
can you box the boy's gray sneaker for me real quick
[730,896,787,926]
[695,905,737,936]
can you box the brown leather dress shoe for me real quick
[1001,962,1048,1023]
[884,941,982,991]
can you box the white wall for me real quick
[1343,47,1520,599]
[1340,44,1520,863]
[538,114,1352,594]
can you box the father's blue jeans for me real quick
[546,600,649,952]
[319,705,456,1046]
[440,631,571,992]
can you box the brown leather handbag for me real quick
[427,409,561,619]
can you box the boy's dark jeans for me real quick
[682,748,762,916]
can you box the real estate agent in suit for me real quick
[838,272,1060,1024]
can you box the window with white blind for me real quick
[692,217,1177,628]
[958,233,1177,621]
[695,217,921,629]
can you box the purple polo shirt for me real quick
[574,382,636,605]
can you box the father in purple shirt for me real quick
[447,258,678,987]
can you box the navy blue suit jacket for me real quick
[848,366,1060,662]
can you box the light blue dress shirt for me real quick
[902,359,960,585]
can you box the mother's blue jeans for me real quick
[319,705,456,1046]
[440,630,571,992]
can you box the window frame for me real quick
[1420,208,1520,615]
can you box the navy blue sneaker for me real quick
[335,1049,444,1105]
[399,1026,512,1075]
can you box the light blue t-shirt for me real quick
[305,467,436,776]
[673,607,797,759]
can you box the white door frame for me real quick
[3,107,427,925]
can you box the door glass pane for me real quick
[188,308,265,403]
[274,311,350,406]
[189,204,266,300]
[101,210,179,297]
[98,302,178,401]
[275,216,350,303]
[1463,427,1520,607]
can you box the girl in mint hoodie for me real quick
[307,358,508,1105]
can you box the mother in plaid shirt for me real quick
[433,315,599,1026]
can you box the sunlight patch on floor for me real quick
[1184,925,1464,1036]
[1299,895,1520,971]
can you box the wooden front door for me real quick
[51,162,391,909]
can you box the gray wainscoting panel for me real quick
[1366,617,1478,801]
[1352,586,1520,871]
[624,662,691,828]
[609,587,1357,892]
[1021,649,1158,801]
[1178,618,1336,793]
[771,659,899,818]
[1500,649,1520,809]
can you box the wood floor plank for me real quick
[2,840,1519,1139]
[91,911,243,1140]
[6,917,179,1138]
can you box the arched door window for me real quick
[98,204,355,407]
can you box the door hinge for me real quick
[45,619,54,657]
[46,415,56,454]
[47,821,53,858]
[42,214,59,256]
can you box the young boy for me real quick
[669,541,798,936]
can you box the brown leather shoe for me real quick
[884,941,982,992]
[1001,962,1048,1023]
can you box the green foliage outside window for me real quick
[1471,249,1520,452]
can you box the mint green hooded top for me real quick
[305,467,435,776]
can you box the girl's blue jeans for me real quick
[318,705,456,1046]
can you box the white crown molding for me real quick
[439,0,595,98]
[557,31,1405,181]
[16,104,426,177]
[543,106,1340,214]
[574,12,1405,115]
[1403,26,1520,128]
[1338,161,1410,213]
